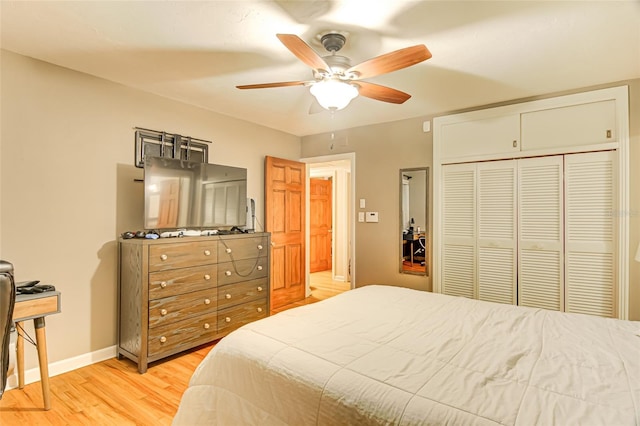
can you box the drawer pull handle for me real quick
[160,309,168,316]
[225,271,232,276]
[160,336,167,343]
[257,245,263,250]
[257,286,263,292]
[257,307,263,313]
[225,294,232,299]
[204,298,211,305]
[204,250,211,256]
[203,323,210,330]
[226,248,232,254]
[160,281,167,288]
[225,317,231,323]
[257,265,263,271]
[204,274,211,280]
[160,254,168,261]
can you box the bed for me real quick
[172,285,640,425]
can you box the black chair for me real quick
[0,260,16,399]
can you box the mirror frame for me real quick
[399,167,429,276]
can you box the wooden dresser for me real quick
[118,232,270,373]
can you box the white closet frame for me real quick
[433,86,630,319]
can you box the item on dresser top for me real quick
[17,280,40,288]
[121,231,135,239]
[16,284,56,294]
[201,230,219,236]
[159,231,182,238]
[181,230,202,237]
[134,231,147,238]
[217,228,244,235]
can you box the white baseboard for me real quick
[5,345,117,391]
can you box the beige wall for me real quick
[302,117,434,292]
[301,79,640,320]
[0,50,300,370]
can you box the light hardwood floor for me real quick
[0,271,349,425]
[271,270,351,314]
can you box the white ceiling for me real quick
[2,1,639,137]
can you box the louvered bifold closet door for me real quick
[442,163,476,298]
[477,160,517,304]
[518,156,564,311]
[564,151,616,317]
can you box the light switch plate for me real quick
[359,198,366,209]
[358,212,365,222]
[365,212,379,223]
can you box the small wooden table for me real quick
[13,290,61,411]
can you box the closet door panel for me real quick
[440,114,520,159]
[520,100,616,150]
[518,156,564,311]
[564,151,616,317]
[477,160,517,304]
[442,164,476,298]
[443,245,475,298]
[519,250,563,309]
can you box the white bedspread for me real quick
[173,285,640,425]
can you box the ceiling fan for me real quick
[236,32,432,111]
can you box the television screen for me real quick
[144,156,247,230]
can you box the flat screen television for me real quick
[144,156,247,230]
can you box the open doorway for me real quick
[302,153,355,300]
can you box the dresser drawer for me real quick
[217,298,267,335]
[218,278,268,310]
[218,258,268,285]
[218,236,268,263]
[149,241,218,272]
[148,313,217,357]
[149,265,217,300]
[149,288,217,327]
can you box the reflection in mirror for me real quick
[400,168,428,275]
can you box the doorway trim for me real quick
[301,152,356,296]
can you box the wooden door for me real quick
[265,156,306,309]
[310,178,332,273]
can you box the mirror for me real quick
[400,168,428,275]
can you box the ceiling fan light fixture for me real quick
[310,79,359,110]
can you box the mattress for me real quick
[173,285,640,425]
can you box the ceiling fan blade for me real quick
[347,45,431,80]
[276,34,330,74]
[356,81,411,104]
[236,80,309,89]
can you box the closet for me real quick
[442,151,616,317]
[433,85,629,319]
